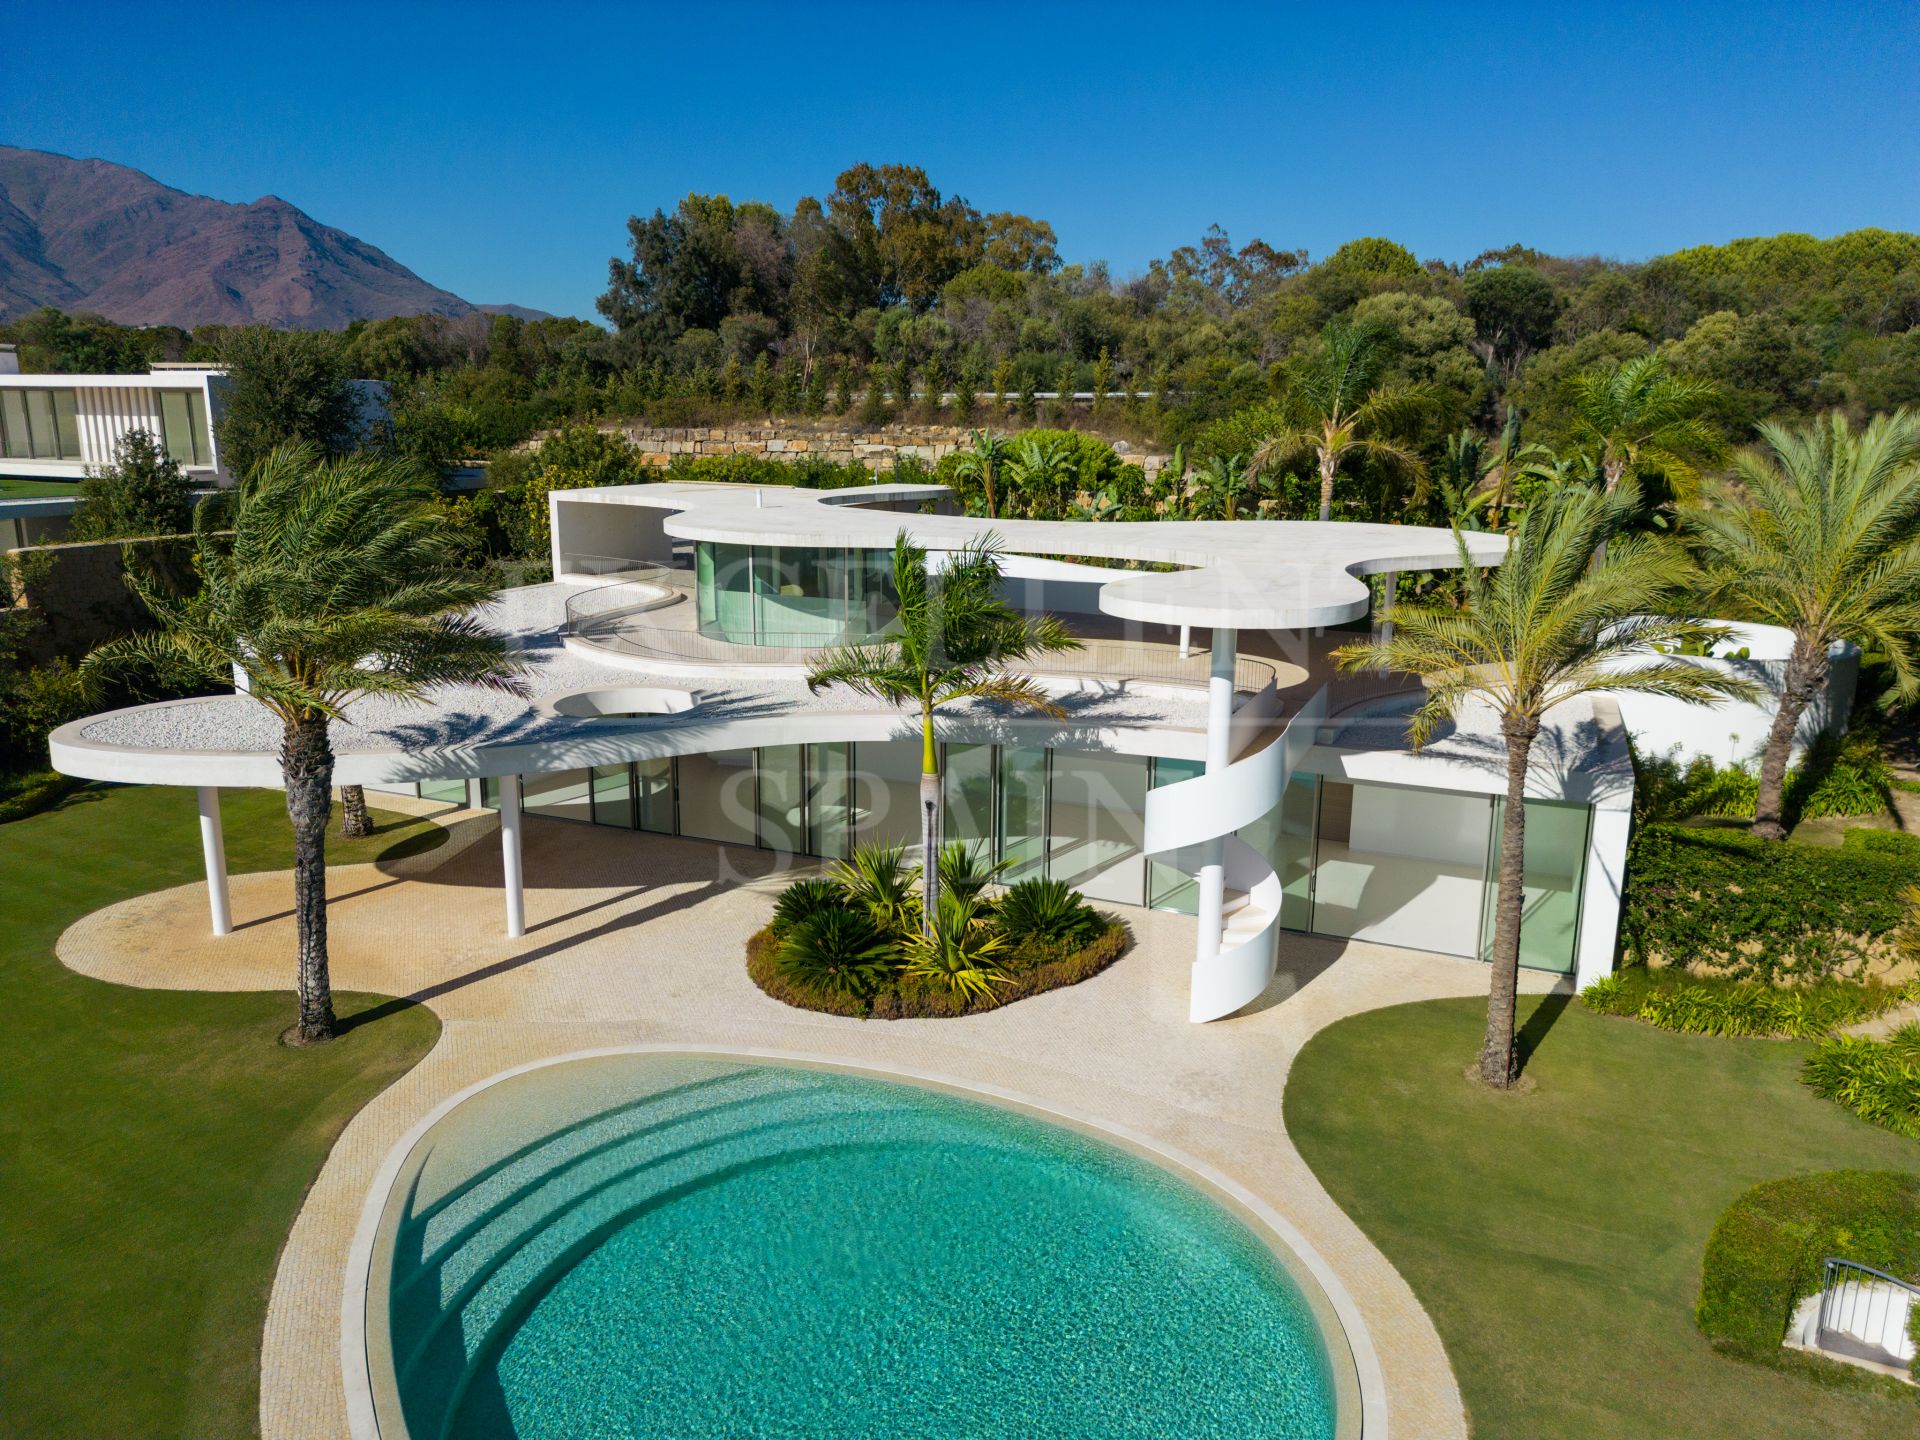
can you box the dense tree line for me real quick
[6,163,1918,485]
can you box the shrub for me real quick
[773,908,897,999]
[1802,1024,1920,1138]
[1622,822,1920,980]
[769,878,842,939]
[900,893,1013,1004]
[1696,1170,1920,1377]
[828,842,919,932]
[1631,733,1891,827]
[747,916,1132,1020]
[0,771,86,825]
[935,840,1009,903]
[994,878,1103,948]
[1581,968,1913,1038]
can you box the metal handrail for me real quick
[1816,1257,1920,1363]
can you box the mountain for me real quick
[0,145,545,328]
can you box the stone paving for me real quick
[57,798,1565,1440]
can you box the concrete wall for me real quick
[1603,620,1858,768]
[5,536,194,662]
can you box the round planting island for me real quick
[356,1053,1356,1439]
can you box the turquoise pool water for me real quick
[376,1055,1341,1439]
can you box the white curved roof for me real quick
[560,482,1506,630]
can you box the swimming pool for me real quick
[361,1053,1350,1439]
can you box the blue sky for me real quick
[4,1,1918,321]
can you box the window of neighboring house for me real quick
[158,389,213,467]
[0,388,81,461]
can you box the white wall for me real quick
[1605,621,1857,769]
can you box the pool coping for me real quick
[343,1044,1379,1440]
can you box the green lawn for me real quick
[0,785,443,1440]
[0,476,81,500]
[1287,996,1920,1439]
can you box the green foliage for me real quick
[1695,1170,1920,1367]
[1580,967,1911,1038]
[994,878,1103,948]
[1622,822,1920,979]
[0,769,85,824]
[899,891,1013,1004]
[827,842,920,931]
[935,840,1008,902]
[769,877,842,938]
[772,907,897,999]
[212,327,361,480]
[70,430,194,540]
[1631,733,1891,827]
[746,912,1130,1020]
[1802,1025,1920,1138]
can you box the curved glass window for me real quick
[694,542,898,648]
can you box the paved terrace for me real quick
[58,800,1566,1440]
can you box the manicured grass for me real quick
[0,785,443,1440]
[1286,996,1920,1440]
[0,475,81,500]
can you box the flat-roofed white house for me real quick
[0,355,229,483]
[0,347,391,547]
[47,479,1845,1022]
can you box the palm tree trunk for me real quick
[919,707,940,937]
[1480,718,1538,1088]
[1602,457,1627,494]
[340,783,372,838]
[1752,636,1829,841]
[985,469,998,520]
[283,713,337,1044]
[1318,449,1336,523]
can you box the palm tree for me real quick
[1567,354,1723,497]
[950,429,1008,519]
[1335,483,1756,1087]
[1248,323,1429,522]
[1004,433,1076,518]
[806,531,1079,931]
[1688,410,1920,840]
[85,445,524,1043]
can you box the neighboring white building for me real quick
[0,358,231,484]
[50,479,1807,1021]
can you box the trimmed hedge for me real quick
[1623,823,1920,981]
[1697,1170,1920,1385]
[747,919,1131,1019]
[0,771,87,826]
[1582,967,1915,1039]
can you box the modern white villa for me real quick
[43,474,1855,1023]
[0,348,389,546]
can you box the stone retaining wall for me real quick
[557,421,1172,481]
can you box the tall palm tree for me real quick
[806,532,1079,930]
[1336,484,1756,1087]
[1004,433,1077,518]
[1567,353,1723,497]
[1688,410,1920,840]
[85,445,525,1043]
[1248,323,1429,522]
[950,429,1008,519]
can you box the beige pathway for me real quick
[59,801,1561,1440]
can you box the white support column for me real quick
[1574,806,1632,989]
[1194,628,1239,966]
[1376,571,1398,642]
[1178,623,1191,660]
[500,774,526,939]
[197,785,231,937]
